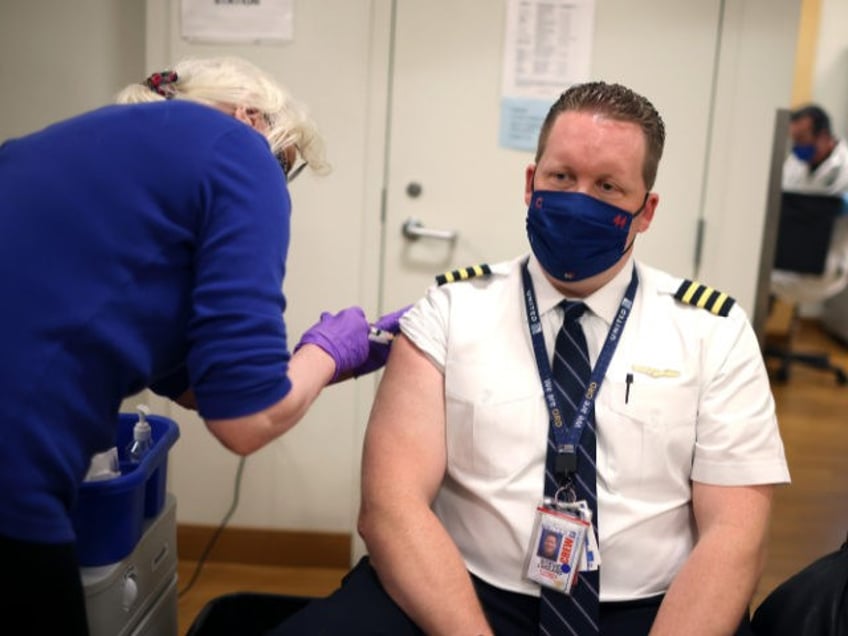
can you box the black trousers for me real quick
[0,533,89,635]
[267,556,753,635]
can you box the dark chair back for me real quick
[773,192,844,275]
[187,592,314,636]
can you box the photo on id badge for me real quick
[537,530,563,560]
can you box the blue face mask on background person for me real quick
[526,190,645,282]
[791,144,816,163]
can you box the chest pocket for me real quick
[598,378,698,491]
[445,360,547,480]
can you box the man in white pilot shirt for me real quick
[270,81,790,636]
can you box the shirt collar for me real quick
[526,254,567,317]
[527,253,635,326]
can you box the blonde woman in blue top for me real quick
[0,56,404,635]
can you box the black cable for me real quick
[178,455,246,598]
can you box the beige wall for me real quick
[812,0,848,136]
[0,1,145,140]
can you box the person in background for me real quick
[0,56,405,636]
[269,81,790,636]
[782,104,848,193]
[773,103,848,303]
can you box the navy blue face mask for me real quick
[526,190,646,282]
[791,144,816,163]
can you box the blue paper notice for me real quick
[499,97,550,152]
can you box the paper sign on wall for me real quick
[181,0,294,43]
[500,0,595,151]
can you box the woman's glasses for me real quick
[245,109,307,182]
[277,147,307,182]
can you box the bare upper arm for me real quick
[692,481,774,539]
[361,334,447,508]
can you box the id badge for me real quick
[565,500,601,572]
[524,504,589,594]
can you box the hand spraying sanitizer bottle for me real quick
[126,404,153,464]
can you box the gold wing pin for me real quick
[631,365,681,378]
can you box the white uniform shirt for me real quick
[774,139,848,302]
[782,138,848,193]
[401,255,790,601]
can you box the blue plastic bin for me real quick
[72,413,180,566]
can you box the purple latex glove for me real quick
[295,307,370,382]
[351,304,413,378]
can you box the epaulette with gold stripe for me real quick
[436,264,492,286]
[674,279,735,317]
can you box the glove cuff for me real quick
[295,333,342,381]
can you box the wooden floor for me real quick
[757,319,848,606]
[176,320,848,635]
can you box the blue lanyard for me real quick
[521,259,638,482]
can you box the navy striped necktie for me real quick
[539,300,600,635]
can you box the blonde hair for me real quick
[115,56,329,175]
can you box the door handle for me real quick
[402,218,458,242]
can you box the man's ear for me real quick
[524,164,536,206]
[636,193,659,233]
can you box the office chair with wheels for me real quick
[764,191,848,385]
[765,299,847,384]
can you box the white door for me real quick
[381,0,723,312]
[144,0,391,535]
